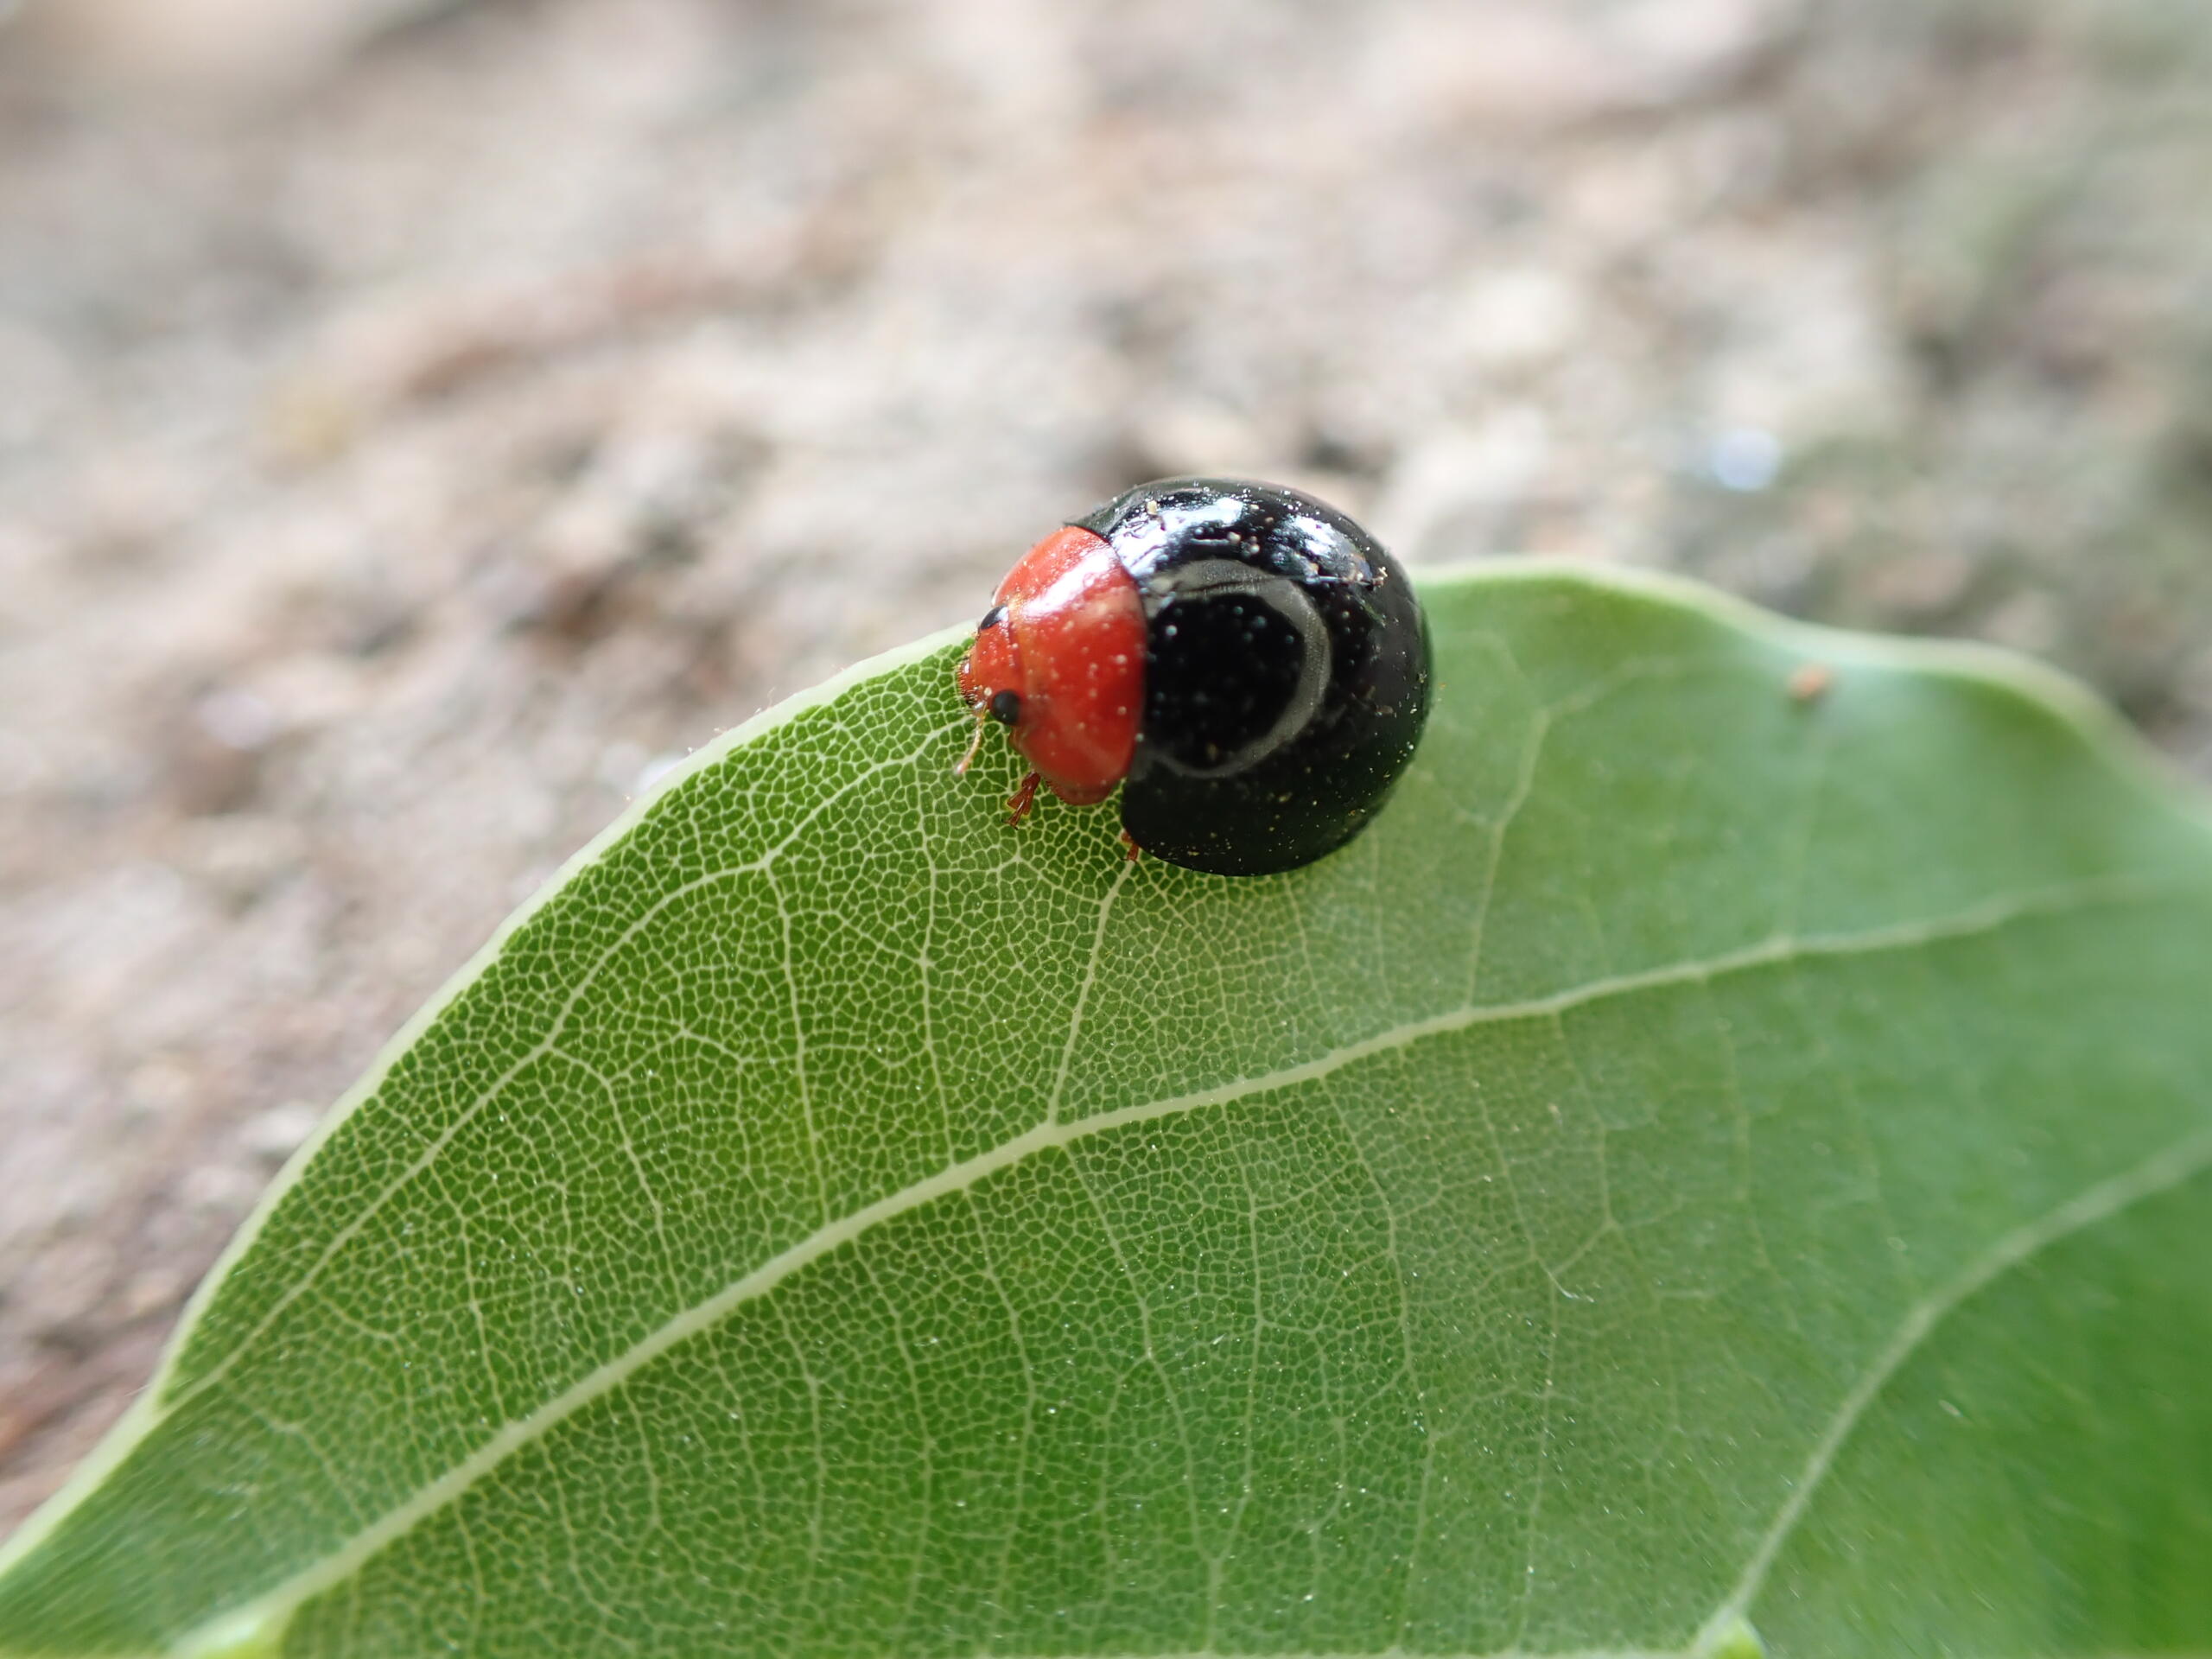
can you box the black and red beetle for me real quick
[956,477,1430,876]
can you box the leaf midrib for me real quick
[162,872,2186,1658]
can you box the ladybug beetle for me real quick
[956,476,1430,876]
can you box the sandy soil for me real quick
[5,0,2211,1532]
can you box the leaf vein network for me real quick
[167,870,2192,1656]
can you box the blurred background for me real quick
[4,0,2211,1531]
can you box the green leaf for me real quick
[3,564,2210,1659]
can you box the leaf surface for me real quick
[3,565,2209,1659]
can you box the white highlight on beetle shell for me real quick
[1141,557,1332,779]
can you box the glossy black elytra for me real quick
[957,477,1432,876]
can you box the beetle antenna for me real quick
[952,707,989,775]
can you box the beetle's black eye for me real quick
[989,690,1022,726]
[977,604,1007,632]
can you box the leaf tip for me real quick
[172,1603,287,1659]
[1693,1612,1766,1659]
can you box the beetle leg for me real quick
[952,707,990,775]
[1004,772,1042,826]
[1118,829,1144,863]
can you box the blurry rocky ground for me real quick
[5,0,2212,1529]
